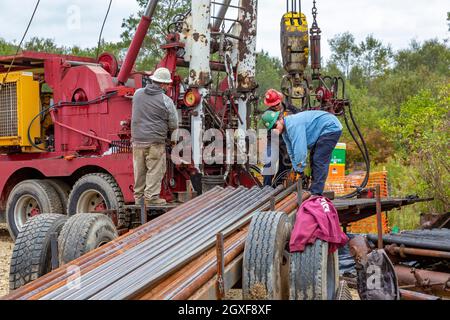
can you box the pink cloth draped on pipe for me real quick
[290,196,349,253]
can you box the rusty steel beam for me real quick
[395,265,450,298]
[215,233,226,300]
[189,254,244,300]
[400,289,441,301]
[236,0,258,92]
[375,185,383,249]
[386,244,450,260]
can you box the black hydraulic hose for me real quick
[348,102,371,187]
[27,105,53,151]
[337,105,371,199]
[96,0,113,59]
[272,169,291,187]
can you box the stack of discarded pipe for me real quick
[368,229,450,253]
[5,185,298,300]
[367,229,450,300]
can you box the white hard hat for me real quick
[150,67,173,84]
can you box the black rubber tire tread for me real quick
[243,211,290,300]
[9,213,68,291]
[45,179,71,215]
[67,173,125,227]
[289,240,339,300]
[6,180,64,240]
[58,213,118,265]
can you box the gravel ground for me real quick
[0,223,13,298]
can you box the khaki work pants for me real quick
[133,143,166,202]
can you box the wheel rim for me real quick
[77,189,107,213]
[14,195,40,230]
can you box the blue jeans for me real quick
[309,131,342,195]
[263,139,291,187]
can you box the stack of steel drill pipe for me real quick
[5,186,233,300]
[367,232,450,252]
[39,187,252,300]
[32,185,279,299]
[91,187,280,300]
[6,186,226,300]
[188,195,300,301]
[136,192,299,300]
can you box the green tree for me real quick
[328,32,359,78]
[121,0,190,70]
[255,51,284,112]
[379,86,449,212]
[395,39,450,77]
[357,35,393,83]
[0,38,16,55]
[23,37,69,54]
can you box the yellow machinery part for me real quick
[283,12,309,33]
[280,12,309,75]
[0,71,41,152]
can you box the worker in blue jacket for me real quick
[261,110,343,201]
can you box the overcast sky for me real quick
[0,0,448,61]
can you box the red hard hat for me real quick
[264,89,283,107]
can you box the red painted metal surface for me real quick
[0,13,258,213]
[118,16,152,84]
[0,153,135,206]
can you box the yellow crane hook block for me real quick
[280,12,309,75]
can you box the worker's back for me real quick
[284,110,342,149]
[131,83,172,146]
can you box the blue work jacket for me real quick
[282,111,343,172]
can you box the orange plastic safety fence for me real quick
[326,171,390,234]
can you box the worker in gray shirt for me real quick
[131,67,179,206]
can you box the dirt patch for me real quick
[0,224,13,298]
[225,289,243,300]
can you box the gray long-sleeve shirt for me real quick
[131,83,179,147]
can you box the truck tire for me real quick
[46,179,71,215]
[243,211,290,300]
[6,180,64,240]
[9,214,68,291]
[67,173,124,221]
[58,213,118,265]
[289,240,340,300]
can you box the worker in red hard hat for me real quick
[264,89,284,111]
[131,67,179,206]
[261,89,292,187]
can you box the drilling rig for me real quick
[0,0,260,239]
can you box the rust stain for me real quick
[193,33,200,42]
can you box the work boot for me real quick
[301,191,312,202]
[145,198,167,206]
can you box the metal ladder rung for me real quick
[210,1,244,11]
